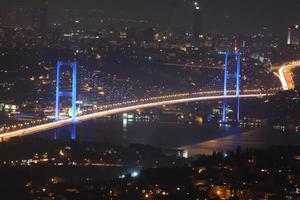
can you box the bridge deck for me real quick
[0,93,267,141]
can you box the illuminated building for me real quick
[287,25,300,45]
[287,27,291,45]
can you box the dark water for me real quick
[31,119,244,148]
[183,128,300,155]
[29,118,300,156]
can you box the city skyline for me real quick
[1,0,300,34]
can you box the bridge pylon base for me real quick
[54,123,77,140]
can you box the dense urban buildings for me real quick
[0,0,300,199]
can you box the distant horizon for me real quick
[1,0,300,34]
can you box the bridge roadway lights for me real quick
[0,94,265,140]
[222,51,241,124]
[55,61,77,140]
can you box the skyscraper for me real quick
[287,27,291,45]
[287,25,300,46]
[32,6,48,35]
[0,11,3,42]
[192,1,202,40]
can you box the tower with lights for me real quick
[54,61,77,140]
[55,61,77,121]
[192,1,202,40]
[287,27,291,45]
[222,50,241,124]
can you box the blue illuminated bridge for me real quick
[0,51,281,140]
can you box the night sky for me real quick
[1,0,300,34]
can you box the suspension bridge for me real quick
[0,51,286,140]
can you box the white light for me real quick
[0,94,266,140]
[278,65,290,90]
[131,171,139,177]
[119,174,125,179]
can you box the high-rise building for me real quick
[32,7,48,35]
[287,27,291,45]
[192,1,202,40]
[287,25,300,45]
[0,12,3,41]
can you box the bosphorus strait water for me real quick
[30,118,300,156]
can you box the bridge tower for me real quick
[55,61,77,140]
[222,51,241,124]
[55,61,77,121]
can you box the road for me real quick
[0,94,266,141]
[276,61,300,90]
[154,62,223,70]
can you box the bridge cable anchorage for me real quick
[222,50,241,124]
